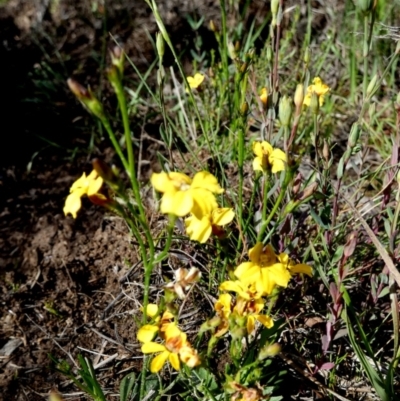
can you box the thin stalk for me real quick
[257,173,289,242]
[362,14,369,99]
[313,113,320,168]
[99,115,129,171]
[261,174,270,223]
[219,0,231,117]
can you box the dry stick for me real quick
[344,199,400,288]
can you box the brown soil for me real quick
[0,1,227,399]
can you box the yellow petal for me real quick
[256,314,274,328]
[160,190,193,216]
[164,323,183,340]
[146,304,159,318]
[185,215,212,243]
[87,175,103,196]
[252,156,264,172]
[191,171,224,194]
[63,191,84,218]
[234,262,260,284]
[215,293,232,319]
[260,141,273,155]
[252,141,263,158]
[150,351,169,373]
[219,280,244,294]
[247,315,255,334]
[168,352,181,371]
[258,244,277,266]
[270,159,286,174]
[70,173,87,192]
[191,188,217,217]
[187,73,205,89]
[290,263,313,277]
[211,208,235,226]
[141,342,166,354]
[151,172,191,193]
[137,325,159,343]
[248,243,264,264]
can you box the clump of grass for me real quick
[54,0,400,400]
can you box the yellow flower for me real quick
[234,243,291,296]
[63,170,107,218]
[151,171,223,217]
[185,207,235,243]
[137,308,175,343]
[303,77,330,107]
[187,73,205,90]
[141,324,187,373]
[219,280,274,334]
[252,141,287,174]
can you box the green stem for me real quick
[154,217,175,264]
[261,174,270,223]
[99,115,128,171]
[362,14,369,99]
[257,172,289,242]
[219,0,231,117]
[313,113,320,168]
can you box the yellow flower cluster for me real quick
[151,171,234,243]
[137,305,200,373]
[205,243,312,339]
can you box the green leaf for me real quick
[120,372,137,401]
[344,306,388,401]
[309,206,330,229]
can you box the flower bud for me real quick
[292,173,302,195]
[209,19,217,32]
[299,181,318,201]
[368,102,375,122]
[366,73,379,99]
[228,41,237,59]
[67,78,105,119]
[110,45,124,75]
[294,84,304,109]
[240,101,249,116]
[271,0,279,14]
[304,47,311,65]
[309,92,319,114]
[356,0,375,14]
[271,0,279,26]
[279,95,292,126]
[259,343,281,360]
[92,158,114,182]
[259,87,268,107]
[348,123,361,148]
[156,32,165,61]
[323,140,330,162]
